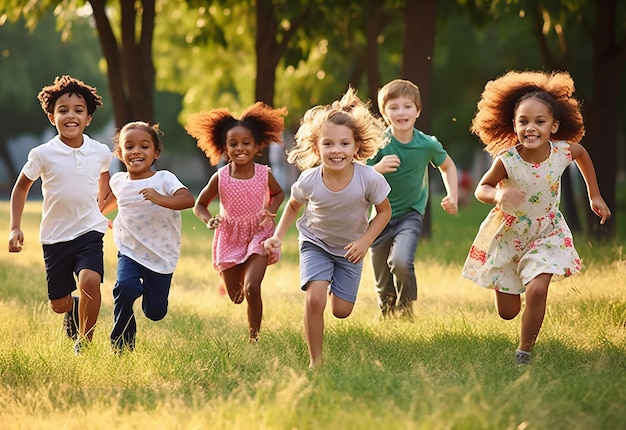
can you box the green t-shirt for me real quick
[367,128,449,218]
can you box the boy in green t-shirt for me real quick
[367,79,458,318]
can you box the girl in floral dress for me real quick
[186,103,287,342]
[462,71,611,364]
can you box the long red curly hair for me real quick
[185,102,287,166]
[471,70,585,155]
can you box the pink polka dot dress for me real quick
[212,163,279,272]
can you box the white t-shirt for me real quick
[291,162,390,256]
[110,170,187,274]
[21,134,112,244]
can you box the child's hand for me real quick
[259,209,277,227]
[139,187,163,203]
[8,229,24,253]
[441,195,458,214]
[344,239,368,264]
[495,188,525,207]
[207,214,222,230]
[375,155,401,174]
[590,196,611,225]
[264,236,282,254]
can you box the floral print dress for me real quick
[462,141,581,294]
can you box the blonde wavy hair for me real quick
[288,86,386,170]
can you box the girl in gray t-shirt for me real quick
[264,87,391,369]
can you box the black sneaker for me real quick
[63,296,79,341]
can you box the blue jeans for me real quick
[369,210,423,315]
[110,254,172,350]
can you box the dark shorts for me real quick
[42,231,104,300]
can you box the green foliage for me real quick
[0,9,111,133]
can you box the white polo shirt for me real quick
[21,134,112,244]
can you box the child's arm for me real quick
[193,173,219,227]
[8,173,34,253]
[569,142,611,224]
[261,171,285,226]
[474,158,524,207]
[264,196,302,252]
[141,187,195,210]
[99,171,118,215]
[437,156,459,214]
[344,198,392,264]
[371,154,400,174]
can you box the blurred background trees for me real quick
[0,0,624,238]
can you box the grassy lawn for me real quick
[0,195,624,429]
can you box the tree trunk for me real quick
[585,0,623,239]
[365,1,386,109]
[254,0,308,166]
[89,0,155,128]
[400,0,437,238]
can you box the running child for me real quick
[186,102,287,343]
[264,87,392,368]
[368,79,458,319]
[8,75,112,354]
[462,71,611,364]
[104,121,195,353]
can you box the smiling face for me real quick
[382,95,420,134]
[225,125,259,165]
[315,122,357,172]
[513,97,560,153]
[47,92,92,148]
[120,128,160,180]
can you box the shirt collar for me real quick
[53,134,90,154]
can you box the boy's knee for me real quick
[78,270,102,295]
[389,258,413,277]
[49,296,72,314]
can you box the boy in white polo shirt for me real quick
[8,75,113,354]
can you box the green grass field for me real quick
[1,196,625,429]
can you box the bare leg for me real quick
[77,268,102,341]
[304,281,329,368]
[222,265,245,304]
[50,295,73,314]
[519,273,551,353]
[329,292,355,319]
[242,254,268,342]
[495,290,521,320]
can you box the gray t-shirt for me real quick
[291,162,390,256]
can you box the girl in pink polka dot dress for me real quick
[186,103,287,342]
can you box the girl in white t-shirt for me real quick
[104,122,195,353]
[264,87,392,369]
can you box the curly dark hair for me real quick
[471,70,585,155]
[185,102,288,166]
[112,121,164,160]
[37,75,103,115]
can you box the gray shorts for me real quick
[299,240,363,303]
